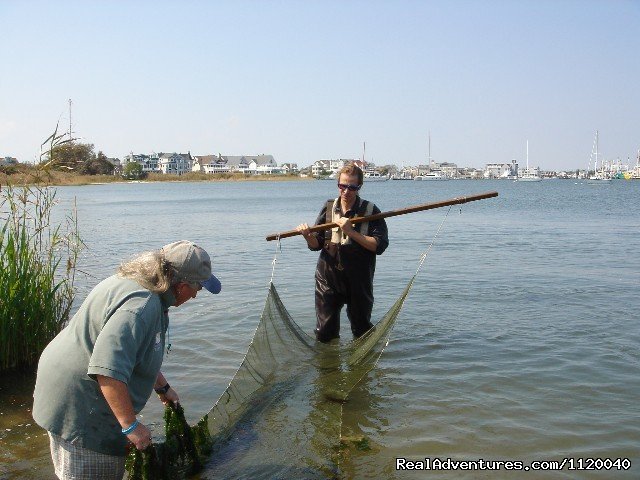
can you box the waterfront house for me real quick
[192,154,230,174]
[158,152,193,175]
[311,160,331,177]
[311,159,352,177]
[247,155,278,174]
[122,153,161,173]
[106,157,122,175]
[223,156,251,174]
[280,163,299,174]
[191,156,204,173]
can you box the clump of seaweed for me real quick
[125,404,213,479]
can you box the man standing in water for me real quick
[33,240,221,479]
[297,164,389,342]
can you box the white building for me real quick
[279,163,299,174]
[158,152,193,175]
[193,154,280,174]
[311,159,352,177]
[484,163,513,179]
[247,155,279,174]
[437,162,459,178]
[122,153,161,173]
[192,155,230,174]
[458,167,484,179]
[223,156,251,173]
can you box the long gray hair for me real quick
[117,250,177,293]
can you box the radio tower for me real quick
[68,99,72,141]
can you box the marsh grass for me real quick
[0,124,83,371]
[1,169,309,187]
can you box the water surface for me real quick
[1,179,638,479]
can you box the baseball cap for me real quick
[161,240,221,294]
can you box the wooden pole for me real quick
[265,190,498,241]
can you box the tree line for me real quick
[44,142,115,175]
[39,141,146,179]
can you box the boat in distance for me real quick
[414,172,448,181]
[518,140,542,182]
[364,172,390,181]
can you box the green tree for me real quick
[123,162,144,180]
[43,142,95,171]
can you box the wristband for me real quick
[154,383,170,395]
[121,419,139,435]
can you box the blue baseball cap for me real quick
[161,240,221,294]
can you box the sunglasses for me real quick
[338,183,361,191]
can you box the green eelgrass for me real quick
[0,184,82,371]
[125,404,213,479]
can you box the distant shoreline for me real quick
[0,170,314,187]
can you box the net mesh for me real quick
[198,277,415,478]
[125,204,463,478]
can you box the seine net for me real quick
[123,201,487,478]
[197,277,415,478]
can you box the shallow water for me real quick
[1,179,639,479]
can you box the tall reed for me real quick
[0,184,82,371]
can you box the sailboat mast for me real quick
[526,140,529,170]
[593,130,598,173]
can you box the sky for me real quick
[1,0,638,171]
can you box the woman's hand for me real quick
[127,422,153,451]
[158,386,179,407]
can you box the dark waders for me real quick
[314,199,376,342]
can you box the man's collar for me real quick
[336,195,361,215]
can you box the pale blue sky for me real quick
[1,0,638,170]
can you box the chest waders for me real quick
[314,198,376,343]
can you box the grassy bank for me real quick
[1,165,311,187]
[0,185,82,371]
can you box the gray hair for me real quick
[117,250,178,293]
